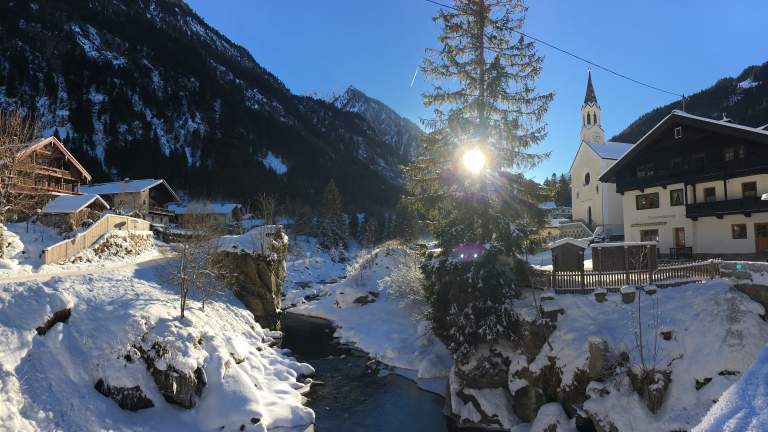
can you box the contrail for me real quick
[409,68,419,88]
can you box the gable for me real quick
[18,136,92,182]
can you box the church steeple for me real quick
[580,70,605,144]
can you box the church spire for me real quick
[584,70,598,106]
[580,70,605,144]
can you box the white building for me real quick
[600,110,768,257]
[569,72,633,239]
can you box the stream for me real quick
[281,312,474,432]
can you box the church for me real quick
[569,72,633,240]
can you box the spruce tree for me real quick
[404,0,552,361]
[317,180,348,258]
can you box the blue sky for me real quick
[186,1,768,181]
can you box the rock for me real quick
[135,342,206,409]
[36,308,72,336]
[620,285,636,304]
[353,295,376,305]
[718,369,740,376]
[628,367,670,414]
[574,408,597,432]
[733,284,768,317]
[457,351,510,389]
[584,408,619,432]
[216,229,288,329]
[593,289,607,303]
[660,328,673,341]
[644,285,658,295]
[587,338,610,380]
[530,402,570,432]
[94,378,154,411]
[511,384,546,422]
[695,377,712,390]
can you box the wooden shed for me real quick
[39,194,109,231]
[592,242,657,272]
[547,238,588,272]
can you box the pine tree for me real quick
[404,0,552,361]
[317,180,348,258]
[555,174,572,207]
[348,209,359,240]
[405,0,552,254]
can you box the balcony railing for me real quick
[686,197,768,218]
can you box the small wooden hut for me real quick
[547,238,588,272]
[39,194,109,231]
[591,242,657,272]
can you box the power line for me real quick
[423,0,686,100]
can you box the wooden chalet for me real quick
[12,136,91,195]
[600,110,768,256]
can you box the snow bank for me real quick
[0,264,314,431]
[218,225,287,258]
[288,242,453,381]
[694,345,768,432]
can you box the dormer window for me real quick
[584,172,591,186]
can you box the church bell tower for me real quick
[580,70,605,145]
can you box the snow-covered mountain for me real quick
[330,86,422,160]
[0,0,408,210]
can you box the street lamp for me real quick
[462,148,486,175]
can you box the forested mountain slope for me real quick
[0,0,408,210]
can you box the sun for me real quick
[462,148,486,174]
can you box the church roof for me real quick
[586,141,633,160]
[584,71,598,105]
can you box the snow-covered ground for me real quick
[284,241,453,387]
[0,262,314,431]
[0,223,161,277]
[517,280,768,431]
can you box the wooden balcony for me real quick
[16,164,79,181]
[686,197,768,219]
[10,183,80,195]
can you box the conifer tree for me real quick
[404,0,552,361]
[317,180,348,258]
[404,0,551,254]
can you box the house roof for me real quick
[168,202,242,215]
[80,179,179,201]
[41,193,109,214]
[547,238,588,250]
[538,201,556,209]
[600,110,768,183]
[18,136,92,182]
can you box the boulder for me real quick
[733,284,768,317]
[587,338,610,380]
[135,342,207,409]
[511,384,546,422]
[456,351,510,389]
[530,402,571,432]
[353,294,376,305]
[36,308,72,336]
[94,378,154,411]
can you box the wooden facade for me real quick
[548,239,587,273]
[11,137,92,195]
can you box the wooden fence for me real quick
[532,260,721,293]
[41,214,151,264]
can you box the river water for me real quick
[281,312,468,432]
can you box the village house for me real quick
[39,193,109,231]
[569,72,633,240]
[12,136,92,195]
[79,179,179,225]
[167,202,244,228]
[600,110,768,257]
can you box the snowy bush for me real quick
[422,246,523,362]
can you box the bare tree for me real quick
[256,192,276,225]
[0,111,43,258]
[167,219,231,318]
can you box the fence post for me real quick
[624,246,630,285]
[580,269,585,290]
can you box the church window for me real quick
[586,113,590,125]
[584,172,591,186]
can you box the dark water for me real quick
[281,312,461,432]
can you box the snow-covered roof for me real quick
[591,241,657,248]
[547,238,588,250]
[601,110,768,183]
[538,201,556,209]
[168,202,242,215]
[586,141,633,160]
[80,179,179,201]
[41,194,109,214]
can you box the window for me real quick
[636,192,660,210]
[670,189,684,206]
[584,172,590,186]
[742,182,757,198]
[732,224,748,239]
[674,126,682,139]
[596,184,599,193]
[724,146,736,161]
[640,229,659,242]
[670,158,683,170]
[738,144,746,159]
[586,113,591,125]
[637,163,655,178]
[704,187,716,203]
